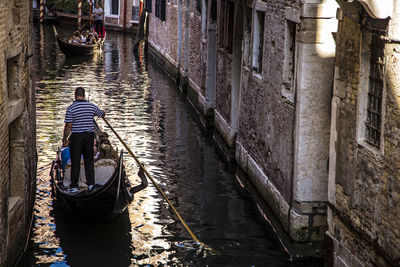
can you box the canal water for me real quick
[22,24,307,266]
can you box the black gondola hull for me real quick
[53,26,105,57]
[51,155,134,222]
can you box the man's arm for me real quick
[62,123,72,147]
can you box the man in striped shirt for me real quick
[62,87,106,192]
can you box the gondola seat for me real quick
[63,159,117,189]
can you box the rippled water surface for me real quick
[23,24,295,266]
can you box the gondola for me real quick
[53,25,106,57]
[50,122,147,222]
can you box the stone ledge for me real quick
[235,163,325,261]
[6,99,24,124]
[214,110,236,147]
[236,141,290,232]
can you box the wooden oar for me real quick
[102,117,201,244]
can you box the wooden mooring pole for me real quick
[78,0,82,29]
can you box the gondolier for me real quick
[62,87,106,193]
[92,2,104,38]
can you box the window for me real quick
[282,20,297,99]
[145,0,152,13]
[111,0,119,15]
[218,0,225,47]
[196,0,201,13]
[357,31,386,152]
[365,34,384,148]
[243,7,252,67]
[155,0,166,21]
[252,10,264,74]
[201,0,207,38]
[225,1,234,54]
[132,0,140,21]
[210,0,217,23]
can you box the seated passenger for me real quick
[81,31,87,45]
[87,32,95,44]
[93,32,99,42]
[72,31,81,44]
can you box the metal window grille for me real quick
[365,34,385,148]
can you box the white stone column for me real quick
[290,0,339,241]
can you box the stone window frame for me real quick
[251,2,266,79]
[356,30,386,155]
[242,5,252,69]
[281,7,300,103]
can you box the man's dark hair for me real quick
[75,87,85,97]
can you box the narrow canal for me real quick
[22,24,305,266]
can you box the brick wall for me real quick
[0,0,36,265]
[188,8,203,92]
[236,0,295,217]
[148,1,179,68]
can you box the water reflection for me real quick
[25,24,296,266]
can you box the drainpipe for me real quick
[123,0,128,32]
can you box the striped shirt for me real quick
[65,100,104,133]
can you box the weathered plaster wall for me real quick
[235,0,338,242]
[147,0,337,248]
[328,2,400,265]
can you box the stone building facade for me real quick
[147,0,338,246]
[0,0,36,266]
[327,1,400,266]
[103,0,142,31]
[146,0,400,264]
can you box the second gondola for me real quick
[53,25,106,57]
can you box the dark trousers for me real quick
[69,132,95,188]
[94,20,104,37]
